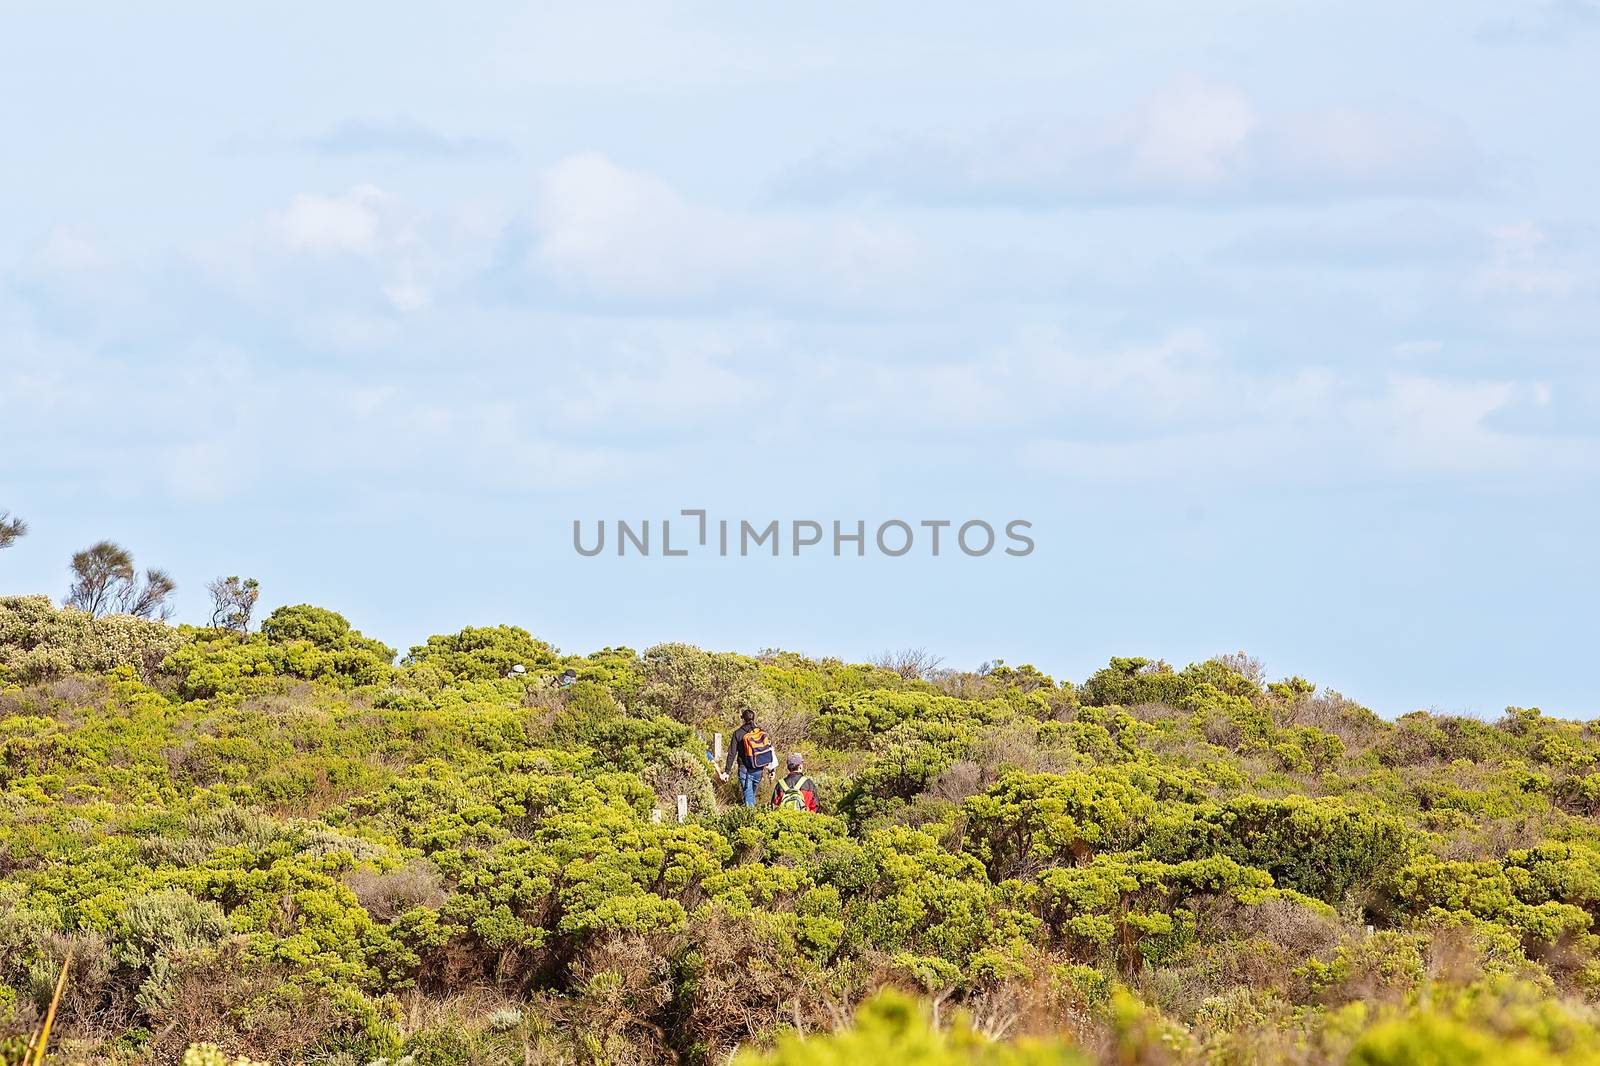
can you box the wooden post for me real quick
[650,808,662,824]
[713,731,723,762]
[676,795,689,823]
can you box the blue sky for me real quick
[3,2,1598,718]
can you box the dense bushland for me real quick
[3,595,1600,1064]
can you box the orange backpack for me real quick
[741,726,776,769]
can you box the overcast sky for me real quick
[3,2,1598,717]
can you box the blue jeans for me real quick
[738,766,764,807]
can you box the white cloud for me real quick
[782,81,1478,207]
[793,326,1596,486]
[530,152,927,307]
[1130,84,1257,188]
[532,154,706,298]
[1370,374,1525,474]
[1486,379,1600,437]
[1478,0,1600,44]
[11,228,154,338]
[196,161,925,327]
[7,160,1591,509]
[486,5,834,89]
[268,180,432,259]
[1477,222,1580,297]
[554,351,770,431]
[383,279,432,313]
[186,184,478,330]
[1392,339,1444,359]
[32,227,114,273]
[1012,360,1591,485]
[816,328,1334,442]
[298,117,510,160]
[275,185,393,256]
[0,308,657,502]
[165,441,236,502]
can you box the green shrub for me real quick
[962,769,1156,879]
[1144,795,1410,903]
[165,605,395,697]
[402,624,558,682]
[115,889,232,1014]
[7,615,1600,1065]
[0,595,181,683]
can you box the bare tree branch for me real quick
[872,647,946,681]
[117,568,178,621]
[0,511,26,550]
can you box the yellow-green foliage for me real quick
[402,624,558,682]
[733,990,1088,1065]
[181,1044,268,1066]
[165,604,396,698]
[7,605,1600,1064]
[0,595,180,684]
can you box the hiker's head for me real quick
[741,707,756,727]
[787,752,803,772]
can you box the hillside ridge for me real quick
[3,595,1599,1065]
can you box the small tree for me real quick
[0,511,25,550]
[873,647,945,681]
[66,541,133,615]
[66,541,177,620]
[207,576,260,633]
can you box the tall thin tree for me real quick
[65,541,134,616]
[65,541,177,620]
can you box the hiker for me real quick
[722,707,776,806]
[772,752,818,812]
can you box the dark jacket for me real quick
[725,723,765,775]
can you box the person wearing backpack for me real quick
[772,752,818,812]
[722,707,777,807]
